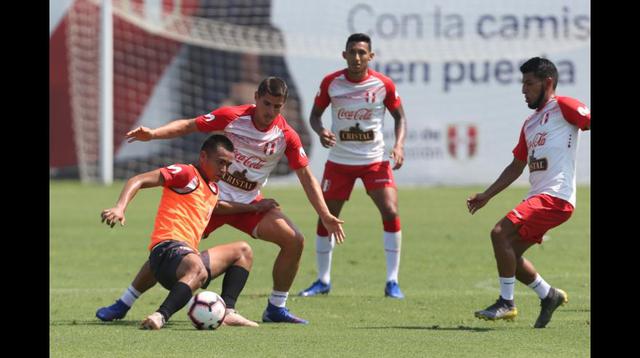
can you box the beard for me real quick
[528,84,546,109]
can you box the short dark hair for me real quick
[201,134,234,154]
[346,33,371,51]
[520,57,558,89]
[257,76,288,100]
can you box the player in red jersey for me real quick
[298,33,408,299]
[99,135,265,329]
[467,57,590,328]
[97,77,345,324]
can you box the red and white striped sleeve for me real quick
[314,71,342,110]
[379,75,402,112]
[194,106,237,132]
[283,125,309,170]
[512,125,528,162]
[557,96,591,130]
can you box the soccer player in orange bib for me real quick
[299,33,409,299]
[467,57,590,328]
[97,77,344,324]
[100,134,274,329]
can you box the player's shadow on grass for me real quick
[50,320,142,327]
[356,325,494,332]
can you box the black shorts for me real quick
[148,240,212,290]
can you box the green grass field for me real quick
[50,181,590,357]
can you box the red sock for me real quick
[317,223,329,237]
[383,218,401,232]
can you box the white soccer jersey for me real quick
[315,68,402,165]
[512,96,591,207]
[195,104,308,203]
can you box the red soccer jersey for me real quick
[512,96,591,207]
[314,68,402,165]
[195,104,308,203]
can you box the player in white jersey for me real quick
[298,33,408,299]
[467,57,590,328]
[97,77,345,325]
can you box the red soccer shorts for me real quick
[204,196,268,239]
[505,193,574,244]
[320,160,396,201]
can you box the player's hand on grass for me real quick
[253,198,279,213]
[126,126,155,143]
[321,214,345,244]
[318,128,337,148]
[466,193,490,215]
[390,146,404,170]
[101,207,126,228]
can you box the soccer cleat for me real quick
[262,301,309,324]
[140,312,165,330]
[534,287,569,328]
[222,309,259,327]
[96,299,130,322]
[475,297,518,321]
[298,279,331,297]
[384,281,405,299]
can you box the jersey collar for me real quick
[250,108,281,132]
[344,68,371,83]
[535,95,556,113]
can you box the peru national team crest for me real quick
[365,89,377,103]
[263,140,277,156]
[447,124,478,160]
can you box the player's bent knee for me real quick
[490,226,506,243]
[194,265,208,287]
[295,232,305,249]
[183,257,208,284]
[286,231,305,253]
[238,241,253,262]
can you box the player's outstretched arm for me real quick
[309,104,336,148]
[214,199,280,215]
[100,169,164,228]
[295,166,346,243]
[389,105,407,170]
[126,118,199,143]
[467,158,526,214]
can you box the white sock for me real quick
[527,274,551,299]
[383,231,402,283]
[268,290,289,308]
[316,235,335,284]
[499,277,516,301]
[119,284,141,307]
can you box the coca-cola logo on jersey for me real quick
[528,132,547,150]
[337,108,373,120]
[234,150,266,170]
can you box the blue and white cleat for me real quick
[298,279,331,297]
[96,299,130,322]
[262,301,309,324]
[384,281,405,299]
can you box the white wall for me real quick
[271,0,590,185]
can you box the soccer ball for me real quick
[186,291,227,330]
